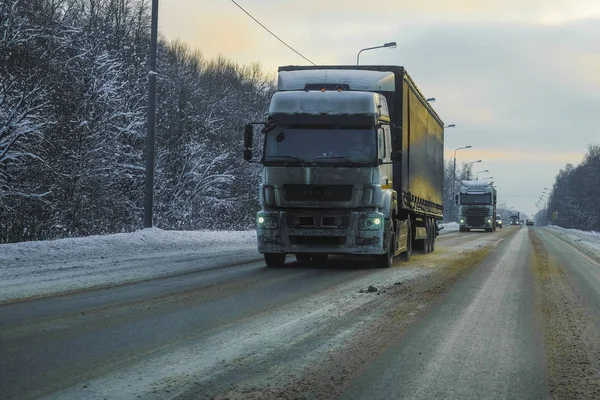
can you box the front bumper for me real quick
[459,217,494,229]
[256,210,386,255]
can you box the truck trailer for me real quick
[456,180,497,232]
[243,65,445,268]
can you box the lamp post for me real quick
[452,143,470,222]
[357,42,397,65]
[476,169,489,180]
[453,145,471,197]
[144,0,159,228]
[482,176,494,180]
[465,160,482,180]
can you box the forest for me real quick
[539,145,600,231]
[0,0,275,243]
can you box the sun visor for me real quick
[268,91,381,116]
[277,69,395,92]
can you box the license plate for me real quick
[288,229,345,236]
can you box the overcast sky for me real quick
[159,0,600,216]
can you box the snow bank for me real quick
[0,229,259,303]
[439,222,459,234]
[546,226,600,260]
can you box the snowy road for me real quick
[1,226,600,399]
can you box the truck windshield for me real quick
[460,193,492,205]
[264,127,377,166]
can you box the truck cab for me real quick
[245,90,396,267]
[456,181,497,232]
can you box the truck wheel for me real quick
[399,221,412,261]
[417,220,430,254]
[264,253,286,267]
[295,254,311,262]
[374,225,394,268]
[430,218,436,253]
[427,218,434,253]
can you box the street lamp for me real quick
[426,97,436,103]
[482,176,494,180]
[476,169,489,180]
[445,124,456,128]
[357,41,397,65]
[465,160,482,180]
[453,145,471,195]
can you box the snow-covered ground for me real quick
[1,222,462,304]
[546,225,600,260]
[439,222,459,234]
[0,228,259,303]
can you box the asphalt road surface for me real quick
[1,226,599,400]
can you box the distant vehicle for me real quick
[456,180,497,232]
[526,219,534,226]
[496,218,503,228]
[509,212,520,225]
[243,66,445,268]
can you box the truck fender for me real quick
[381,190,398,219]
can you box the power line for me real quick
[229,0,316,65]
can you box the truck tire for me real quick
[399,220,412,261]
[374,224,394,268]
[264,253,286,267]
[416,220,430,254]
[429,218,436,253]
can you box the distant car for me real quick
[496,218,503,228]
[526,219,534,226]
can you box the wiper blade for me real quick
[313,156,366,167]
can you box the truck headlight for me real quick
[460,219,464,223]
[488,219,492,223]
[257,214,278,229]
[358,217,382,230]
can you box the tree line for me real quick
[538,145,600,231]
[0,0,275,243]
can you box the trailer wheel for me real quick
[429,218,436,253]
[399,220,412,261]
[264,253,286,267]
[416,219,430,254]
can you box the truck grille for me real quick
[467,216,486,226]
[284,185,353,202]
[289,236,347,246]
[462,207,490,217]
[286,215,349,228]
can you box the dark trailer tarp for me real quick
[278,65,444,218]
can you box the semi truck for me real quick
[456,180,497,232]
[243,65,445,268]
[509,212,520,225]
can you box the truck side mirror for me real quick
[454,194,459,205]
[243,124,253,162]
